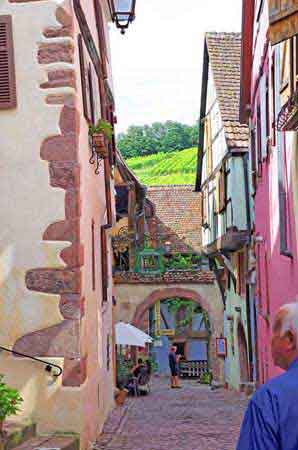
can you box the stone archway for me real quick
[237,322,249,383]
[132,287,212,327]
[132,287,224,382]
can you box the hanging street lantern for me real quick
[109,0,136,34]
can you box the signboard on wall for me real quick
[159,329,175,337]
[216,337,227,357]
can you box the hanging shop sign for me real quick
[216,337,227,357]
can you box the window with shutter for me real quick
[101,225,109,304]
[0,16,16,110]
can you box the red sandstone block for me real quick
[43,25,73,38]
[41,135,78,162]
[13,320,80,358]
[45,93,75,106]
[40,69,76,89]
[25,267,81,294]
[49,161,80,189]
[65,190,81,219]
[43,219,80,243]
[59,105,80,135]
[60,243,84,268]
[59,293,81,319]
[38,42,74,64]
[62,358,81,387]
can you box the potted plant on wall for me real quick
[88,119,113,152]
[0,375,23,434]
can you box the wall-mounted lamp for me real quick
[109,0,136,34]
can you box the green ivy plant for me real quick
[88,119,113,142]
[164,298,211,331]
[200,371,213,385]
[0,375,23,422]
[164,253,202,271]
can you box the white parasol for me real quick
[115,322,153,346]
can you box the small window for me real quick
[0,15,17,109]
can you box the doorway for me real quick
[173,341,186,360]
[238,322,249,382]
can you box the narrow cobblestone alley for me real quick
[96,379,248,450]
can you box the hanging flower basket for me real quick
[92,132,105,149]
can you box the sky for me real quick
[109,0,243,134]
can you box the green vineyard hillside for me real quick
[125,147,197,186]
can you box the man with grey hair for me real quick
[236,303,298,449]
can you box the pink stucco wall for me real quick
[251,1,298,383]
[73,1,115,447]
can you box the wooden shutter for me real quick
[205,116,212,175]
[91,220,96,291]
[219,167,226,212]
[215,172,220,214]
[101,225,108,304]
[260,74,268,159]
[202,188,208,225]
[268,0,298,45]
[250,127,257,191]
[0,16,16,109]
[94,0,108,78]
[271,54,276,147]
[78,34,91,122]
[88,63,95,124]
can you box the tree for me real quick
[117,121,199,159]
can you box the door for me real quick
[238,323,249,382]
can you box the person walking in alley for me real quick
[169,345,181,388]
[236,303,298,449]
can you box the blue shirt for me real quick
[236,359,298,450]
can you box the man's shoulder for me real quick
[252,368,298,406]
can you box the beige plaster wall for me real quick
[75,0,115,447]
[0,0,81,435]
[0,0,115,446]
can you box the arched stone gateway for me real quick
[115,283,224,382]
[133,288,212,327]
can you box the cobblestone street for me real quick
[96,378,249,450]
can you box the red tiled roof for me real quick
[206,32,249,149]
[146,185,202,253]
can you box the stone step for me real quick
[11,436,79,450]
[0,419,36,450]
